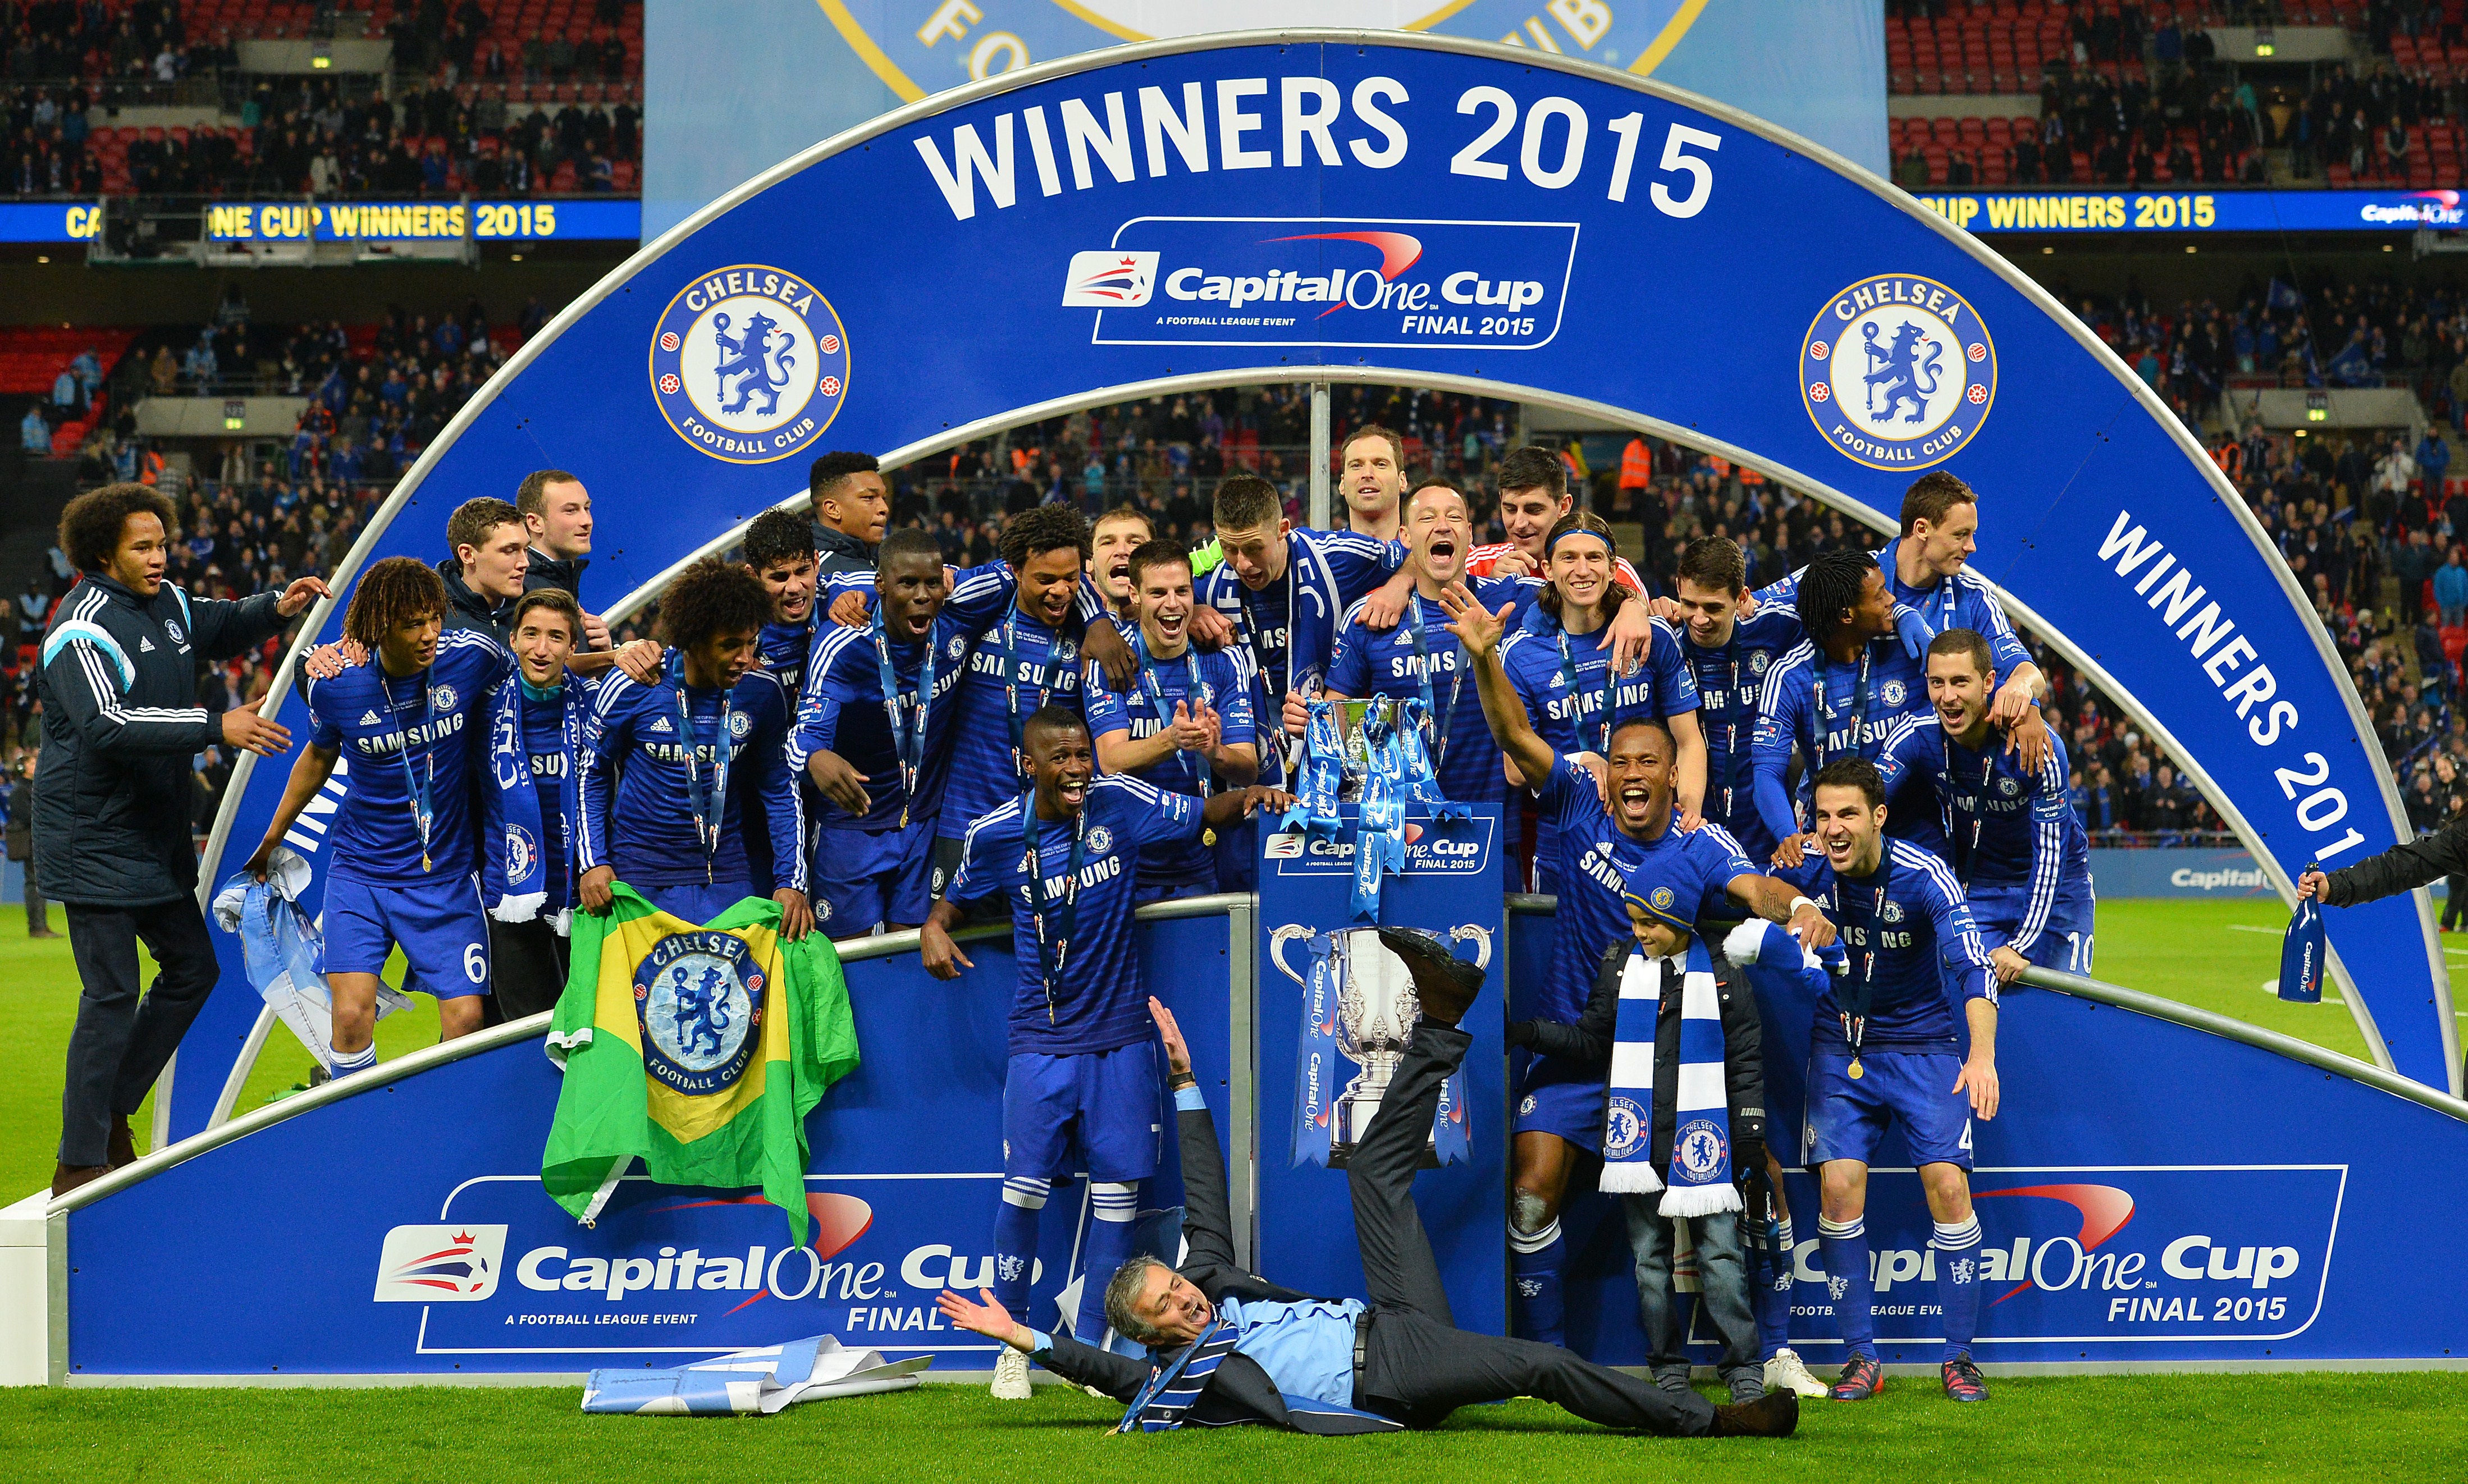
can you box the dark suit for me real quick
[1033,1022,1716,1435]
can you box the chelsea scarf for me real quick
[481,674,582,931]
[1599,937,1742,1216]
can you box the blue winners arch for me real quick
[21,31,2468,1386]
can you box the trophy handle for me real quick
[1269,924,1317,990]
[1448,924,1493,972]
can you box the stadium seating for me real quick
[0,327,136,397]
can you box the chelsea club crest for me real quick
[633,930,766,1096]
[1604,1096,1646,1158]
[650,263,851,465]
[1800,274,1996,472]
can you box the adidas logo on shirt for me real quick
[359,709,382,726]
[139,636,156,652]
[648,716,674,734]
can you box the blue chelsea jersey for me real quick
[1326,579,1541,804]
[1501,608,1699,758]
[1749,636,1936,851]
[944,775,1202,1055]
[304,628,511,886]
[1534,757,1754,1023]
[1194,529,1403,786]
[792,614,977,831]
[758,613,819,700]
[1753,538,2032,680]
[1876,713,2090,955]
[941,607,1087,833]
[1082,635,1255,891]
[575,657,806,892]
[1775,838,1995,1051]
[1680,607,1804,860]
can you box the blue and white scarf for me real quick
[1599,937,1740,1216]
[2279,868,2325,1003]
[481,674,582,931]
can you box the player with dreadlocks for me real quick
[575,558,810,935]
[1750,548,1940,860]
[250,557,514,1074]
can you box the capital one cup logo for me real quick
[650,263,851,464]
[1801,273,1997,471]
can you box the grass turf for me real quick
[2,1373,2466,1483]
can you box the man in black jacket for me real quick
[438,497,527,642]
[808,451,887,581]
[38,483,326,1196]
[2301,820,2468,914]
[517,468,609,651]
[936,937,1798,1439]
[1510,900,1768,1401]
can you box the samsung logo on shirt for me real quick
[1012,854,1124,897]
[1387,649,1461,680]
[530,752,570,778]
[968,650,1080,689]
[350,711,468,756]
[642,740,748,766]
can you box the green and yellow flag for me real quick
[542,885,858,1245]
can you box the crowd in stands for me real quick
[1888,0,2468,190]
[1,0,642,199]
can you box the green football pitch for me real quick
[0,897,2461,1480]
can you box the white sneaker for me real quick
[991,1346,1032,1400]
[1765,1347,1831,1398]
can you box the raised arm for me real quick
[1436,581,1555,786]
[1151,995,1240,1274]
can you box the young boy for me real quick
[479,587,595,1020]
[1507,865,1770,1403]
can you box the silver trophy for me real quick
[1273,922,1492,1166]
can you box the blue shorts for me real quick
[1965,880,2096,973]
[1802,1048,1973,1172]
[324,872,491,1000]
[1003,1043,1163,1183]
[1514,1053,1606,1155]
[812,818,935,933]
[639,880,760,927]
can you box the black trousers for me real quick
[481,914,569,1025]
[2445,876,2467,931]
[59,896,220,1167]
[1350,1023,1716,1437]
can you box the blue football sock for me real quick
[1934,1216,1983,1359]
[993,1177,1049,1320]
[329,1042,376,1078]
[1077,1181,1140,1344]
[1818,1215,1875,1359]
[1508,1218,1566,1346]
[1754,1216,1795,1359]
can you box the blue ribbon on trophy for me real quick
[1275,924,1347,1168]
[1272,923,1486,1169]
[1392,697,1470,823]
[1281,698,1348,840]
[1352,702,1410,922]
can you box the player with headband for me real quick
[1498,511,1704,892]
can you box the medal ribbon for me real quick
[384,669,437,872]
[673,653,734,885]
[999,609,1067,780]
[1022,789,1089,1022]
[1812,643,1874,768]
[1136,636,1208,791]
[1555,624,1621,755]
[874,613,934,827]
[1402,594,1467,771]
